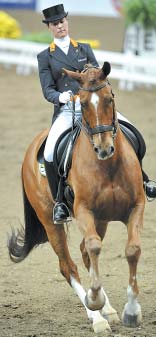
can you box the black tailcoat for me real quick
[37,39,99,121]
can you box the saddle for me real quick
[37,125,81,188]
[37,119,146,209]
[53,126,81,176]
[119,120,146,160]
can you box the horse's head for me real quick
[63,62,118,160]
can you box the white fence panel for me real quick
[0,38,156,90]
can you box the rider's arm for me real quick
[37,50,60,105]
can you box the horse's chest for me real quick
[92,184,132,221]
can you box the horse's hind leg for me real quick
[40,214,80,284]
[80,221,120,325]
[122,203,144,327]
[23,171,79,284]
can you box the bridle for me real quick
[78,79,118,140]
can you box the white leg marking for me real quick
[89,265,100,289]
[101,288,120,324]
[123,285,141,316]
[70,276,111,333]
[122,285,142,327]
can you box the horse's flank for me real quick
[22,128,54,220]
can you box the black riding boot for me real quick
[142,170,156,200]
[44,160,70,224]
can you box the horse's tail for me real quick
[8,171,48,263]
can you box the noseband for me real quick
[79,80,117,139]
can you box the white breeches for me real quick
[44,104,81,162]
[44,104,132,163]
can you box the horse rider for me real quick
[37,3,156,225]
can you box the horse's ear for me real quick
[62,68,84,83]
[102,62,111,78]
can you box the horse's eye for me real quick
[104,97,113,105]
[109,97,113,104]
[81,101,88,109]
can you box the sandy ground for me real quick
[0,12,156,337]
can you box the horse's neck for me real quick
[78,132,97,162]
[115,128,127,152]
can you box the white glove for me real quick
[59,91,71,104]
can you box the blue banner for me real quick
[0,0,36,9]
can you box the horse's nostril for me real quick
[110,146,114,154]
[94,145,114,158]
[94,146,99,153]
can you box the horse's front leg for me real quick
[80,221,120,325]
[122,202,145,328]
[71,275,111,334]
[75,203,105,311]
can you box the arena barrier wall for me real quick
[0,38,156,90]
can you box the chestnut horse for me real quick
[8,62,145,334]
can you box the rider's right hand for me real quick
[59,91,71,104]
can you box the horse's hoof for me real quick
[85,288,105,311]
[92,317,111,334]
[85,294,104,311]
[122,311,142,328]
[101,307,120,324]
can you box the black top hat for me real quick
[42,4,68,24]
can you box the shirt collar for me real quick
[54,35,70,48]
[50,38,78,52]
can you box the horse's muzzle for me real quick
[94,145,115,160]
